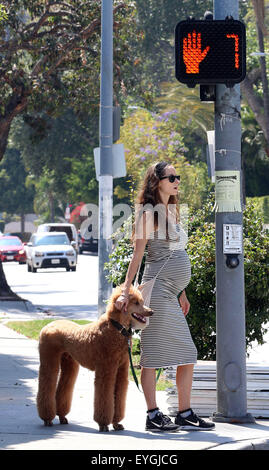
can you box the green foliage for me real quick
[9,109,99,212]
[185,195,217,359]
[185,195,269,360]
[0,0,158,163]
[105,218,134,287]
[105,193,269,360]
[0,3,7,22]
[240,7,269,197]
[118,108,211,209]
[134,0,212,90]
[30,168,65,223]
[241,103,269,197]
[156,81,214,134]
[0,1,135,111]
[243,200,269,346]
[0,147,35,215]
[240,0,269,154]
[1,0,165,220]
[247,195,269,223]
[154,81,214,167]
[0,0,157,116]
[133,0,247,97]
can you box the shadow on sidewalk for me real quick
[1,339,268,450]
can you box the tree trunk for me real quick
[21,213,25,234]
[49,195,55,222]
[0,90,28,299]
[241,73,269,155]
[241,76,267,133]
[0,260,22,299]
[0,91,28,162]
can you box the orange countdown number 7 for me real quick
[226,34,239,69]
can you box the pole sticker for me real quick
[214,170,241,212]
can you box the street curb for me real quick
[0,299,36,312]
[210,437,269,450]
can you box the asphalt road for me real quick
[2,253,99,320]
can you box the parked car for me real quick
[0,235,26,263]
[36,223,79,253]
[26,232,77,272]
[78,230,98,254]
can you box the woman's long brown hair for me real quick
[131,161,180,245]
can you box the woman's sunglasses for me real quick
[159,174,180,183]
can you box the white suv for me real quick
[26,232,77,272]
[36,223,79,253]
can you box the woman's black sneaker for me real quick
[146,411,180,432]
[175,408,215,430]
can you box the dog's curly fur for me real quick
[36,284,153,432]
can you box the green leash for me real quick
[128,344,162,392]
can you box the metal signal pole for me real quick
[98,0,113,316]
[213,0,254,423]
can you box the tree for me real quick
[118,107,211,209]
[0,146,35,299]
[31,168,65,223]
[241,0,269,154]
[9,108,100,211]
[134,0,212,89]
[0,0,149,299]
[0,147,35,230]
[0,0,145,161]
[241,102,269,196]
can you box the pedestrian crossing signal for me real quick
[175,19,246,87]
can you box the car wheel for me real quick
[71,266,76,272]
[66,267,71,272]
[27,263,31,272]
[32,265,37,273]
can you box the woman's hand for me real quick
[178,290,190,317]
[115,293,129,313]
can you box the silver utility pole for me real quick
[213,0,254,423]
[98,0,113,316]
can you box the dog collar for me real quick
[110,319,132,338]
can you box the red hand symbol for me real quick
[183,30,210,74]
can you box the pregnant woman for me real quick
[115,161,215,432]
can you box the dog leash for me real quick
[109,319,162,391]
[128,341,162,392]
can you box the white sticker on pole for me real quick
[223,224,242,254]
[215,170,241,212]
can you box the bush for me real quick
[105,193,269,360]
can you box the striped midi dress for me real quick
[140,223,197,368]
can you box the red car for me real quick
[0,235,26,263]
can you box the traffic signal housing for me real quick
[175,18,246,87]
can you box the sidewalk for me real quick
[1,321,269,452]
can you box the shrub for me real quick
[105,193,269,360]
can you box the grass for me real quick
[130,338,173,391]
[5,319,90,340]
[5,320,172,391]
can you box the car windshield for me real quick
[0,238,21,246]
[33,235,69,246]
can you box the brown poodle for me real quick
[36,284,153,432]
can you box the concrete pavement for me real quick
[1,319,269,452]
